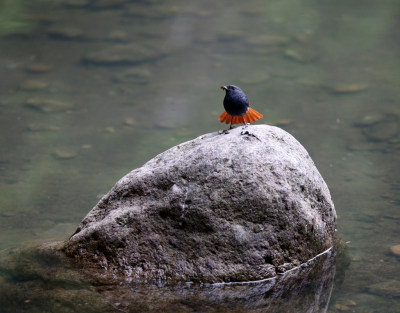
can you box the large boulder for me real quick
[63,125,336,283]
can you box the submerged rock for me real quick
[63,125,336,284]
[26,98,74,113]
[19,80,49,91]
[112,67,152,84]
[99,248,336,313]
[82,44,165,65]
[389,244,400,256]
[53,148,78,160]
[25,64,52,73]
[0,242,336,313]
[362,121,399,142]
[46,27,86,40]
[324,83,368,94]
[0,242,118,313]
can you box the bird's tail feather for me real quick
[218,107,263,125]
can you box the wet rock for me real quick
[245,34,290,46]
[98,248,336,313]
[154,121,178,129]
[106,30,129,42]
[112,67,152,84]
[217,30,244,42]
[362,121,399,142]
[324,83,368,94]
[0,243,118,313]
[123,117,136,126]
[27,123,60,132]
[0,241,336,313]
[26,98,74,113]
[284,48,317,63]
[334,303,350,311]
[53,148,78,159]
[353,113,386,127]
[124,3,178,19]
[91,0,126,9]
[64,0,90,7]
[81,144,92,149]
[0,210,17,217]
[47,27,86,40]
[63,125,336,284]
[64,0,125,9]
[19,80,49,91]
[104,126,115,133]
[389,244,400,256]
[26,64,52,73]
[82,44,165,65]
[368,280,400,298]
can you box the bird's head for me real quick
[220,85,243,94]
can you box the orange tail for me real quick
[218,107,263,125]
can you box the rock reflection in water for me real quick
[98,248,336,313]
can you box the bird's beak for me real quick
[220,85,227,91]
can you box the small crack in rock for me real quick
[240,130,261,141]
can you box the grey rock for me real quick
[63,125,336,284]
[0,242,336,313]
[99,248,337,313]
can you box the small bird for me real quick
[218,85,263,129]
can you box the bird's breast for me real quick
[223,97,249,116]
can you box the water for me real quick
[0,0,399,312]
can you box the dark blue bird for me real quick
[219,85,263,129]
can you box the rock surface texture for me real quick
[63,125,336,283]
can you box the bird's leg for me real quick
[242,115,249,129]
[219,118,233,134]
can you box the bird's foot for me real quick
[218,129,230,135]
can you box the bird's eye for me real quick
[231,86,235,90]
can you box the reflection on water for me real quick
[99,248,336,313]
[0,0,400,312]
[0,242,336,313]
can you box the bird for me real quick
[218,85,263,129]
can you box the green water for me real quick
[0,0,399,312]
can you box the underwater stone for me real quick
[26,64,52,73]
[82,44,165,65]
[19,80,49,91]
[26,98,74,113]
[363,121,399,141]
[53,148,78,159]
[47,27,86,40]
[325,83,368,93]
[63,125,336,284]
[389,244,400,256]
[112,67,152,84]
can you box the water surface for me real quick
[1,0,400,312]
